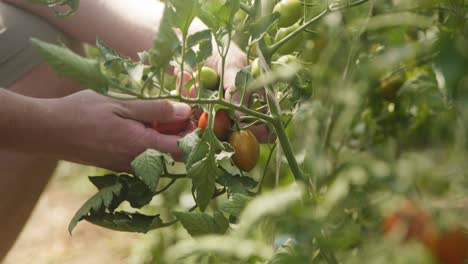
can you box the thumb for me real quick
[142,130,184,161]
[121,99,191,123]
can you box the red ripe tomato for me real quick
[153,120,187,135]
[198,110,230,140]
[229,130,260,172]
[383,200,438,249]
[434,228,468,264]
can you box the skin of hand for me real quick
[0,89,192,172]
[0,63,78,260]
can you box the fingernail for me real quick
[173,102,191,119]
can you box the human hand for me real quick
[46,90,192,172]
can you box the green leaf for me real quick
[197,39,213,64]
[186,132,210,168]
[165,235,273,262]
[215,142,235,162]
[177,129,202,163]
[168,0,199,34]
[88,174,120,190]
[220,193,252,217]
[89,174,153,208]
[217,171,258,195]
[173,211,229,237]
[125,62,145,84]
[238,184,304,237]
[96,37,121,63]
[184,49,197,69]
[31,38,108,93]
[152,7,181,69]
[197,8,218,31]
[188,155,221,211]
[234,67,253,96]
[131,149,174,192]
[187,29,212,47]
[119,175,155,208]
[68,182,124,234]
[86,211,165,233]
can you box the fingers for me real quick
[141,128,184,161]
[121,99,191,123]
[245,123,273,144]
[175,70,193,94]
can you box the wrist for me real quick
[0,90,60,156]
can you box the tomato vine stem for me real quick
[271,118,305,182]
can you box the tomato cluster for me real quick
[198,110,260,172]
[383,201,468,264]
[198,110,230,140]
[153,68,260,172]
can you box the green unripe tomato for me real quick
[195,67,219,90]
[273,0,303,28]
[274,23,303,55]
[251,58,260,78]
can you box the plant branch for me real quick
[240,2,253,15]
[272,118,304,182]
[155,179,177,194]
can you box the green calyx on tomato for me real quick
[229,130,260,172]
[198,110,230,140]
[153,120,188,135]
[195,67,219,90]
[274,22,303,55]
[251,58,260,78]
[273,0,303,28]
[272,55,299,70]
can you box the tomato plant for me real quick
[229,130,260,172]
[31,0,468,263]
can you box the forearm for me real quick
[0,88,58,154]
[3,0,208,59]
[3,0,164,58]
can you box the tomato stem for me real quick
[239,2,253,16]
[272,118,305,183]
